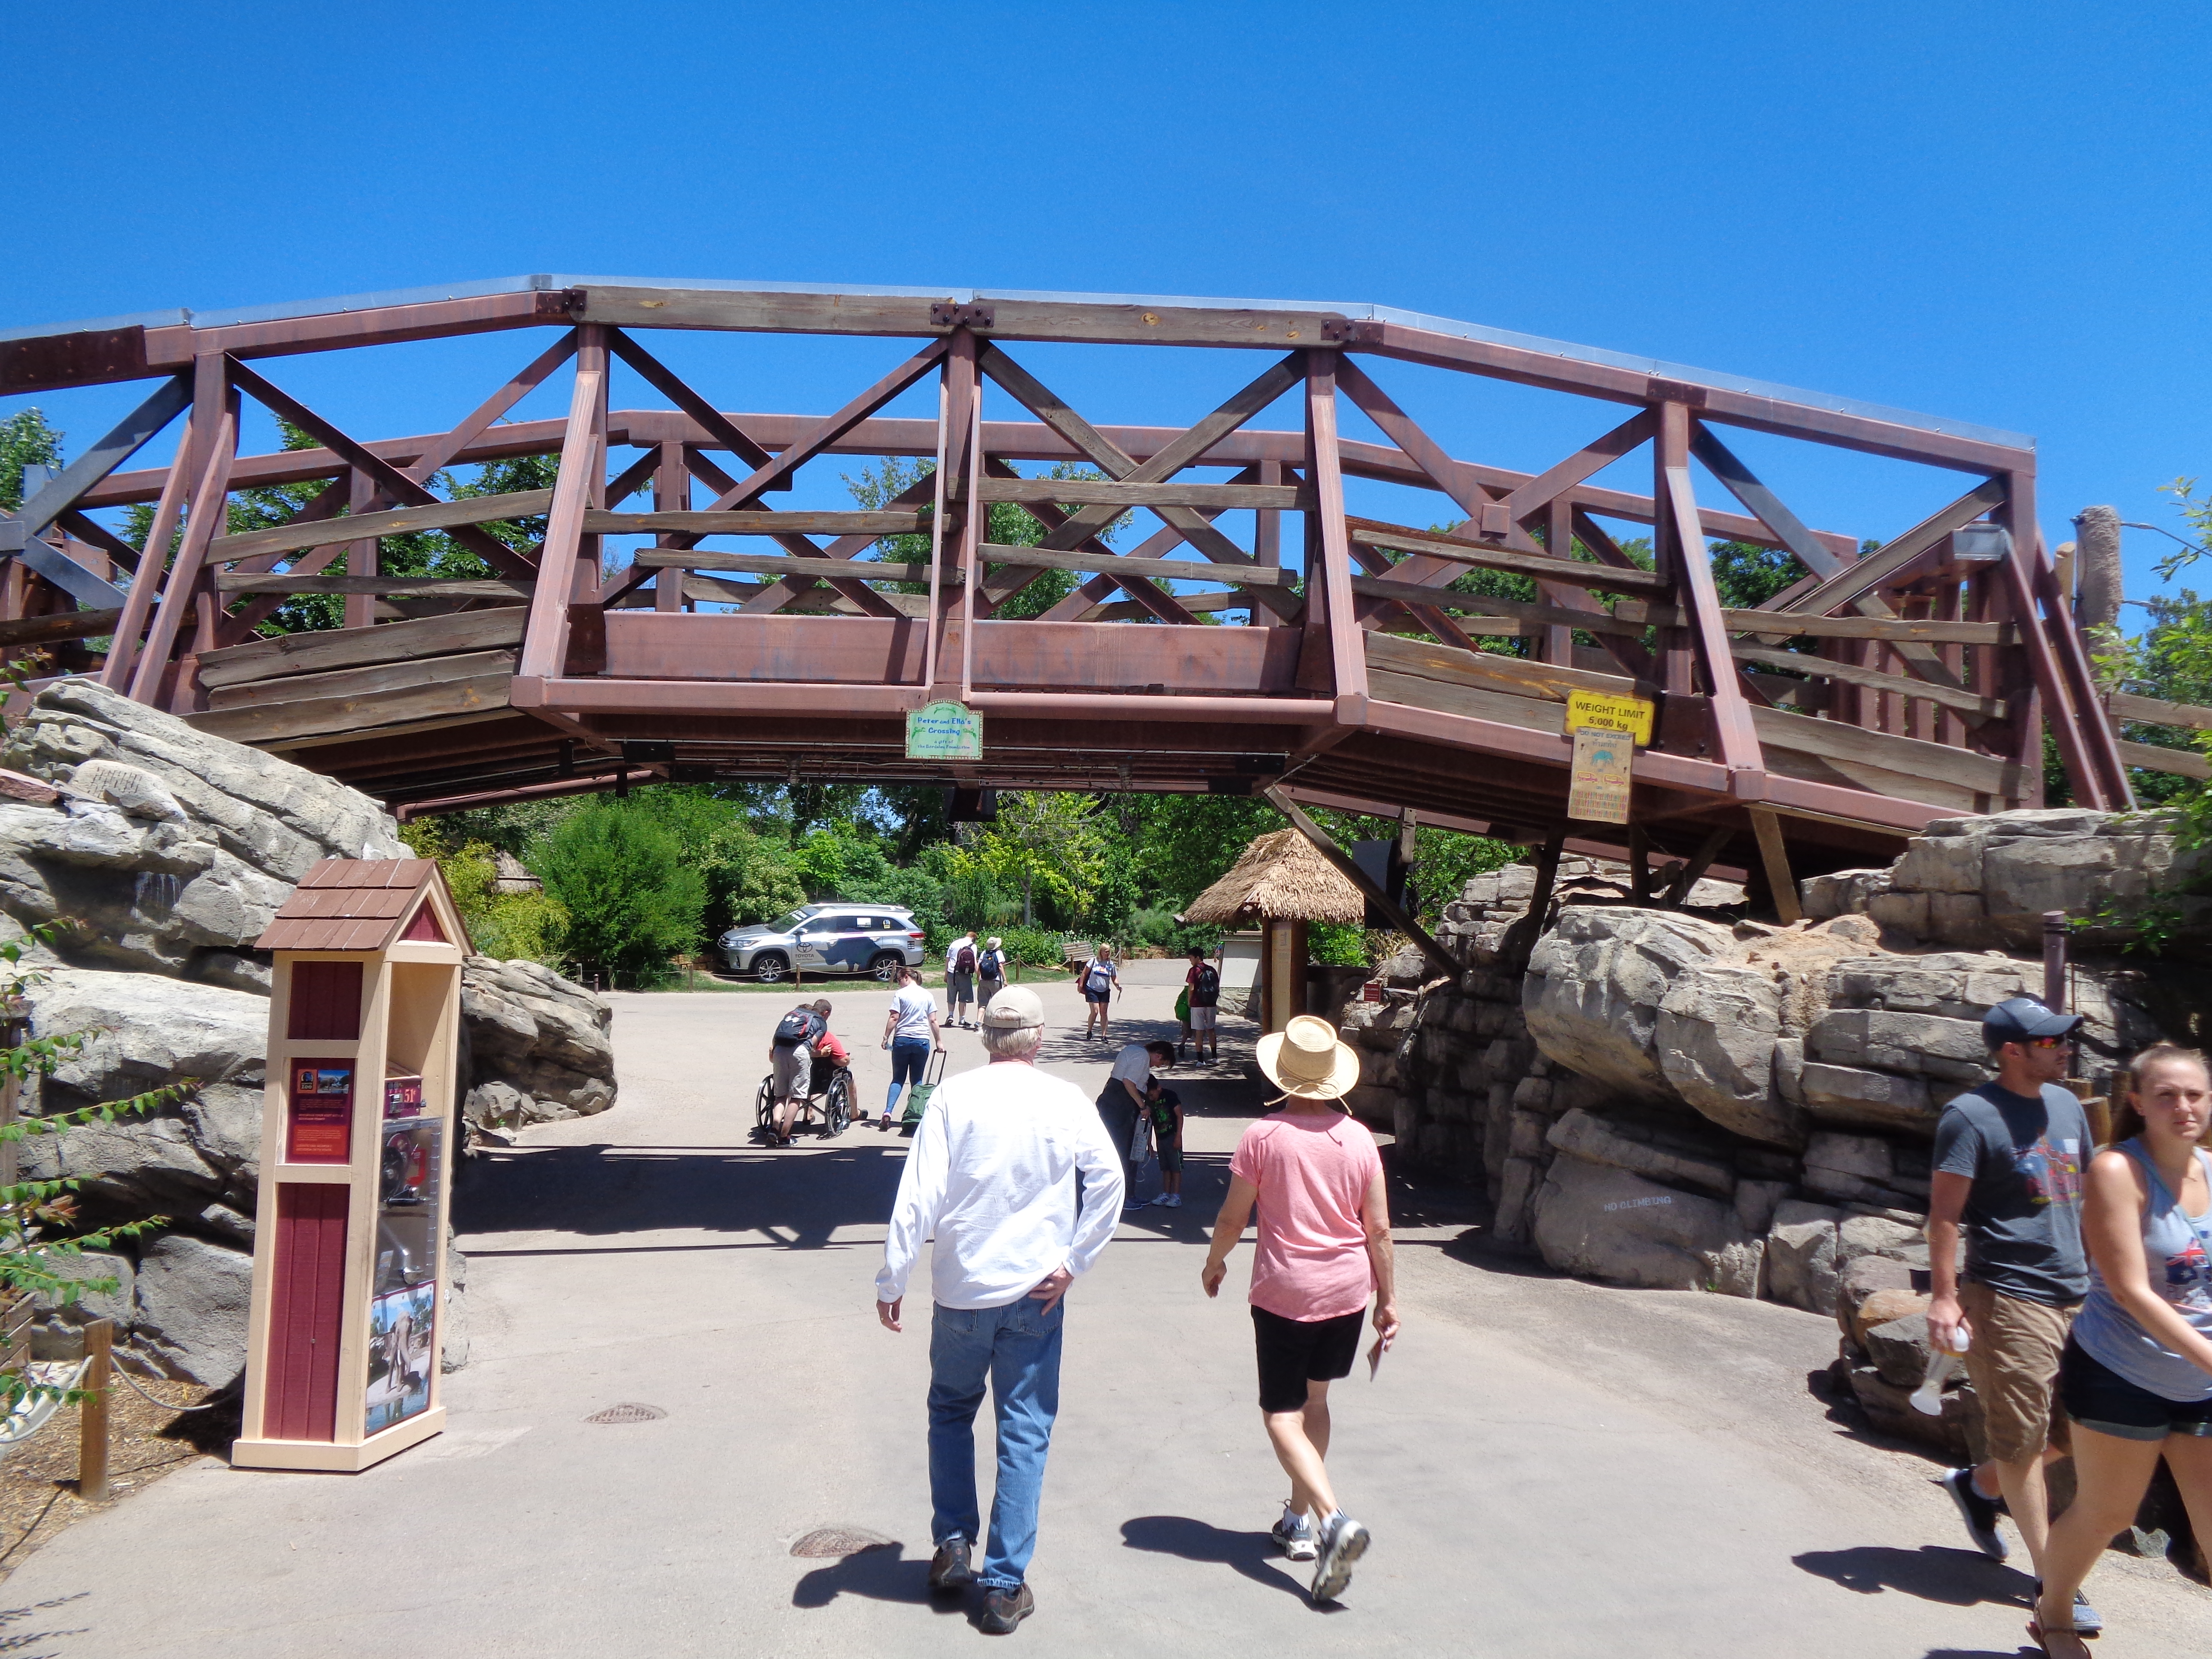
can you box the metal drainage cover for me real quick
[790,1526,896,1559]
[583,1402,668,1425]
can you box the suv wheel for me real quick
[753,952,791,984]
[869,952,904,982]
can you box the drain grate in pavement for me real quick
[583,1402,668,1424]
[790,1526,897,1558]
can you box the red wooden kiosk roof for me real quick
[254,858,451,952]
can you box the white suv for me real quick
[718,907,927,982]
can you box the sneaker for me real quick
[1311,1512,1370,1602]
[1155,1193,1182,1208]
[978,1583,1034,1634]
[1271,1507,1318,1562]
[1939,1467,2008,1562]
[928,1538,974,1595]
[2033,1581,2102,1638]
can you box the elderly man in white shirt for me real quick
[876,984,1124,1635]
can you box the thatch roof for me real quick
[1181,829,1366,925]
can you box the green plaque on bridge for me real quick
[906,700,983,761]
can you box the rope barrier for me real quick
[107,1367,229,1412]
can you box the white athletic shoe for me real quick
[1311,1513,1370,1602]
[1270,1507,1318,1562]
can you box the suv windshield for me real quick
[769,911,812,934]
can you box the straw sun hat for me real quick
[1256,1015,1361,1102]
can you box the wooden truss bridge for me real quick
[0,277,2136,892]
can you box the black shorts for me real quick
[2060,1334,2212,1442]
[1252,1305,1364,1413]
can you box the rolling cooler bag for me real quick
[899,1048,947,1135]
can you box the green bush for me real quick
[999,925,1064,968]
[1130,906,1179,948]
[536,801,706,987]
[1308,921,1369,967]
[1164,920,1224,956]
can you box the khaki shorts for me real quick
[1958,1280,2075,1464]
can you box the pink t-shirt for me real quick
[1229,1110,1382,1321]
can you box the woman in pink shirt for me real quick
[1202,1015,1398,1606]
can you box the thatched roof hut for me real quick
[1181,828,1365,926]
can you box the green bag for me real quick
[900,1048,947,1133]
[1174,988,1190,1025]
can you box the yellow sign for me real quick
[1565,689,1655,747]
[1568,726,1634,824]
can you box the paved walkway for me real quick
[4,974,2207,1656]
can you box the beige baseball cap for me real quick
[980,985,1046,1029]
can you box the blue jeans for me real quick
[887,1038,931,1114]
[928,1296,1064,1589]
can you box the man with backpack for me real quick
[1185,945,1222,1063]
[977,936,1009,1009]
[945,931,981,1030]
[768,1000,828,1146]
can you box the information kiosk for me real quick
[233,858,467,1473]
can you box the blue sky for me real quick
[7,1,2209,602]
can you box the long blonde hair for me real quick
[2111,1043,2212,1146]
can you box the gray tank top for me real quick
[2071,1140,2212,1402]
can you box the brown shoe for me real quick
[978,1583,1033,1634]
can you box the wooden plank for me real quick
[215,574,534,599]
[1739,668,1832,712]
[1749,808,1804,923]
[1717,610,2013,645]
[1367,668,1569,736]
[189,671,514,745]
[197,609,529,688]
[1749,705,2024,796]
[1730,641,2005,720]
[964,477,1307,510]
[2109,691,2212,732]
[1349,571,1619,638]
[1760,740,1985,815]
[577,287,1346,350]
[208,489,556,566]
[1346,516,1673,597]
[1775,477,2009,617]
[634,547,935,583]
[204,649,519,713]
[1366,631,1650,702]
[586,509,921,537]
[12,374,191,538]
[2118,739,2212,781]
[0,607,122,647]
[974,543,1297,589]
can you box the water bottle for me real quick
[1911,1326,1969,1417]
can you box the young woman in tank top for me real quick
[2030,1044,2212,1656]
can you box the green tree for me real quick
[0,409,65,514]
[535,801,707,985]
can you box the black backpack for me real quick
[955,944,977,975]
[773,1006,821,1048]
[1191,963,1220,1003]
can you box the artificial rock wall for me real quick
[1338,809,2185,1458]
[1,680,618,1387]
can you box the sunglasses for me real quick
[2025,1035,2073,1049]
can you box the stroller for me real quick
[897,1048,946,1136]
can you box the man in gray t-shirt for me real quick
[1926,997,2093,1615]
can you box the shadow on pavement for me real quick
[790,1544,967,1613]
[1118,1515,1339,1607]
[1793,1544,2033,1609]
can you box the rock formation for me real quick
[2,680,617,1387]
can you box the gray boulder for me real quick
[1544,1107,1735,1199]
[1522,908,1742,1102]
[1765,1200,1843,1315]
[460,957,616,1119]
[18,969,267,1221]
[1656,963,1807,1147]
[131,1232,253,1386]
[4,678,405,886]
[1531,1152,1759,1294]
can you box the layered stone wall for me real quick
[1337,809,2186,1459]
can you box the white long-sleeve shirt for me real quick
[876,1059,1125,1310]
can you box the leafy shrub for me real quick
[999,926,1063,968]
[1308,922,1370,967]
[422,839,569,965]
[536,801,706,986]
[1130,907,1180,948]
[1164,920,1224,956]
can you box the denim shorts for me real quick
[2060,1334,2212,1441]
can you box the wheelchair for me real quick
[754,1051,854,1141]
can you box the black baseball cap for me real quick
[1983,997,2084,1049]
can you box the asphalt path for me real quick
[3,970,2207,1656]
